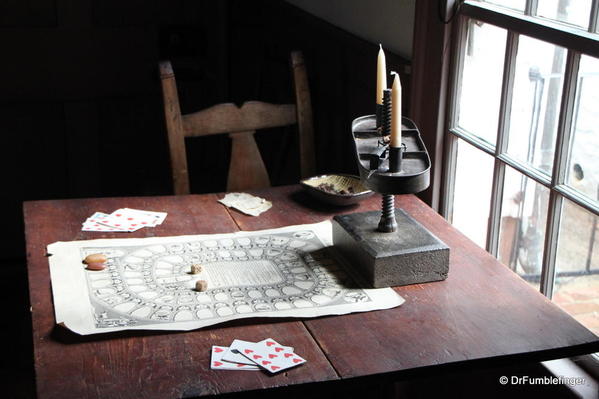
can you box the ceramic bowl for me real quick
[300,174,373,206]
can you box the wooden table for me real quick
[24,186,599,399]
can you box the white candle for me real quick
[390,72,402,148]
[376,44,387,105]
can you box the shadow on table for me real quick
[49,314,333,344]
[289,189,361,213]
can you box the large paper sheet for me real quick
[48,221,404,335]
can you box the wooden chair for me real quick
[159,51,316,195]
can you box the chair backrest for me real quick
[159,51,316,195]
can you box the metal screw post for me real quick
[377,88,398,233]
[376,103,383,128]
[377,194,397,232]
[381,89,391,136]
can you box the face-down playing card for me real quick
[238,338,306,373]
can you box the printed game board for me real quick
[48,221,404,335]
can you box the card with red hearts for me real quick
[97,209,153,232]
[210,346,259,371]
[122,208,167,226]
[238,338,306,373]
[82,212,130,232]
[81,208,168,232]
[223,339,294,366]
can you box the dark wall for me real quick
[1,0,410,261]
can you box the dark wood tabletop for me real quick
[23,185,599,399]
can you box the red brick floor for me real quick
[552,275,599,337]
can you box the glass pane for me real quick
[537,0,592,29]
[483,0,525,12]
[554,199,599,336]
[452,139,494,248]
[566,55,599,206]
[457,20,507,146]
[506,36,566,176]
[498,166,549,291]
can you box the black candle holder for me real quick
[332,107,449,288]
[376,103,383,128]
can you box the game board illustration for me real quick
[48,222,404,335]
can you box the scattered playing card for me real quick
[238,338,306,373]
[98,209,152,231]
[122,208,167,226]
[210,346,260,371]
[223,339,294,366]
[81,208,168,232]
[82,212,129,232]
[218,193,272,217]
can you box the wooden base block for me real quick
[332,209,450,288]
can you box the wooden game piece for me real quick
[195,280,208,292]
[85,263,106,271]
[83,253,107,264]
[190,264,203,274]
[83,254,107,271]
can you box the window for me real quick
[443,0,599,337]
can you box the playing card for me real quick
[223,339,294,366]
[94,209,151,232]
[82,220,125,232]
[238,338,306,373]
[218,193,272,217]
[88,211,110,220]
[81,208,168,232]
[121,208,167,226]
[82,212,130,232]
[210,346,259,371]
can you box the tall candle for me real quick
[390,72,402,148]
[376,44,387,105]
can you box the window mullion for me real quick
[540,192,562,297]
[441,134,458,221]
[461,1,599,58]
[590,0,599,32]
[442,15,469,220]
[447,15,468,130]
[539,50,580,298]
[525,0,538,16]
[486,31,518,256]
[487,161,506,256]
[551,50,580,188]
[555,184,599,216]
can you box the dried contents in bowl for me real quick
[317,183,356,195]
[303,175,368,197]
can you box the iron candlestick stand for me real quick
[332,94,450,288]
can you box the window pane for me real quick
[498,166,549,291]
[457,21,507,146]
[452,139,494,248]
[566,55,599,206]
[553,199,599,336]
[537,0,592,29]
[483,0,525,12]
[506,36,566,176]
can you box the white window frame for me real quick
[442,0,599,298]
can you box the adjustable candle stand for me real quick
[332,91,449,288]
